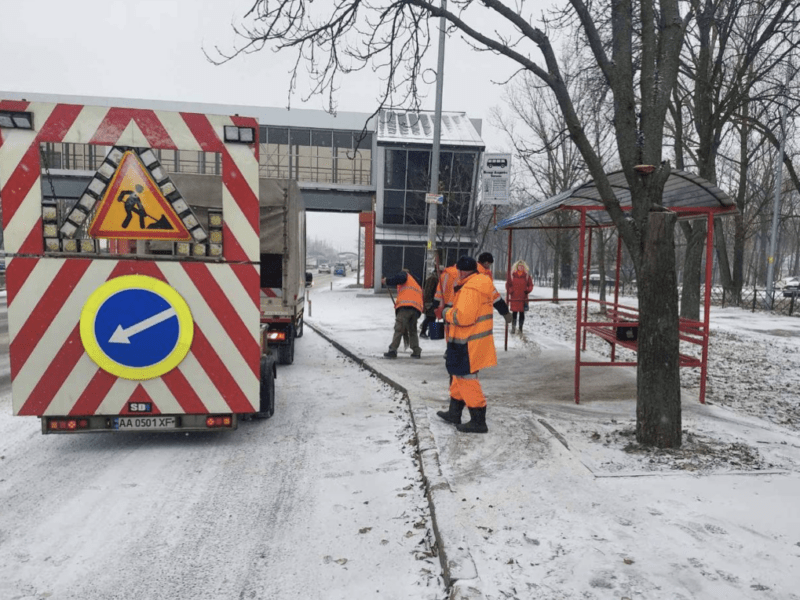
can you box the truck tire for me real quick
[254,356,276,419]
[295,316,304,338]
[277,334,295,365]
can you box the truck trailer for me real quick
[0,98,277,433]
[259,179,306,365]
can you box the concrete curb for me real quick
[307,321,485,600]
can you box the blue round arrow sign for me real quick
[95,288,180,368]
[80,275,195,380]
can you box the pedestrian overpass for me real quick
[1,92,485,289]
[7,92,376,213]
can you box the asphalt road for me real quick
[0,320,442,599]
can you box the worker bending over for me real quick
[381,269,423,359]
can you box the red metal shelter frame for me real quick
[502,204,737,405]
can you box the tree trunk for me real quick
[636,211,682,448]
[679,221,705,320]
[712,217,734,296]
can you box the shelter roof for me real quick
[496,169,736,229]
[377,109,484,149]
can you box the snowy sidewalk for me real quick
[305,277,800,600]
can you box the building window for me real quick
[381,147,477,227]
[384,190,405,225]
[381,245,425,286]
[405,191,427,225]
[384,149,407,189]
[406,150,430,191]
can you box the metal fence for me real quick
[710,287,800,317]
[531,275,800,318]
[533,276,639,298]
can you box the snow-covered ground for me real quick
[308,275,800,600]
[0,302,446,600]
[3,276,800,600]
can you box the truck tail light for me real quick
[48,418,90,431]
[267,331,286,342]
[205,416,233,428]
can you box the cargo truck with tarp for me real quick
[0,98,276,433]
[259,178,306,365]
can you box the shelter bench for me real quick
[578,302,709,403]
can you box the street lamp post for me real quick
[424,0,447,279]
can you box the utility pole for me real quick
[424,0,447,278]
[766,64,792,309]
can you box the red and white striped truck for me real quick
[0,98,277,433]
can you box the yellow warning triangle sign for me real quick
[89,151,191,240]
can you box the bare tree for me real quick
[213,0,696,447]
[670,0,800,315]
[492,47,617,302]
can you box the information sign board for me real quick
[481,153,512,205]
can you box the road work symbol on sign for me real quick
[88,151,191,241]
[80,275,194,380]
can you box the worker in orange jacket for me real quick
[477,252,494,277]
[381,269,423,359]
[436,256,511,433]
[476,251,507,312]
[433,259,460,318]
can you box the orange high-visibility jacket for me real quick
[443,272,497,376]
[395,273,423,313]
[434,265,460,308]
[474,265,501,304]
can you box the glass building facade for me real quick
[383,148,476,227]
[378,146,480,285]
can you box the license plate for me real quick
[114,416,177,430]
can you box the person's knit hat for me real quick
[477,252,494,264]
[456,256,478,272]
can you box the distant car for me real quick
[334,263,347,276]
[782,277,800,297]
[318,263,331,273]
[305,272,313,287]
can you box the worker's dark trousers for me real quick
[389,307,421,354]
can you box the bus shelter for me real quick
[495,169,738,404]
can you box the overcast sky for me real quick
[0,0,554,252]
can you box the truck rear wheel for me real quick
[277,334,295,365]
[255,356,275,419]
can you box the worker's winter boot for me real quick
[436,398,465,425]
[384,349,398,359]
[456,407,488,434]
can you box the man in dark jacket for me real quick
[419,272,440,338]
[381,269,423,359]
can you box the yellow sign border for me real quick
[80,275,194,380]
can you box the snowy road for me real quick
[0,295,9,394]
[0,327,444,600]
